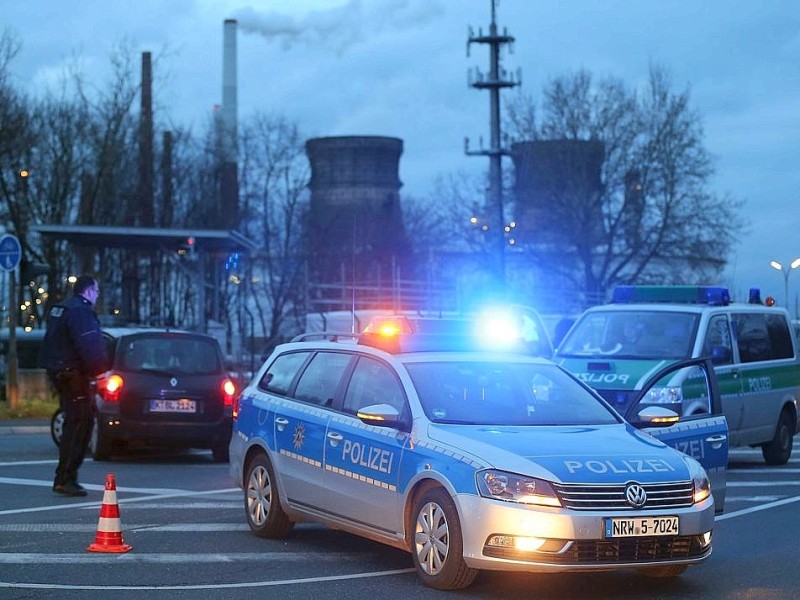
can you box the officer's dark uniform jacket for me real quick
[42,295,108,378]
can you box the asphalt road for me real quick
[0,422,798,599]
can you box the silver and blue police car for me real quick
[229,314,727,590]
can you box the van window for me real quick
[733,313,793,362]
[702,315,733,365]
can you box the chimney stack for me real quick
[221,19,239,229]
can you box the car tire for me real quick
[91,417,113,461]
[244,453,294,538]
[212,441,230,463]
[411,486,478,590]
[638,565,688,577]
[762,409,795,465]
[50,408,64,447]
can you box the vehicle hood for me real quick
[555,357,672,391]
[425,422,692,484]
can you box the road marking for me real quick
[0,523,247,532]
[0,485,239,516]
[0,460,57,467]
[0,568,417,590]
[0,552,371,563]
[727,468,800,474]
[725,481,800,487]
[716,494,800,521]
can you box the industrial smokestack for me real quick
[222,19,238,163]
[138,51,154,227]
[220,19,239,229]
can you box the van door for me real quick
[701,313,743,443]
[731,311,796,449]
[626,357,728,514]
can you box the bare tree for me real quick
[238,113,310,350]
[506,66,744,304]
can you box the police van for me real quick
[555,285,800,465]
[230,311,727,590]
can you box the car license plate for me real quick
[604,516,679,538]
[149,399,196,413]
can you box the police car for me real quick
[556,285,800,465]
[230,312,727,590]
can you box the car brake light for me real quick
[98,374,124,402]
[222,378,236,407]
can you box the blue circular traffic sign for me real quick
[0,233,22,271]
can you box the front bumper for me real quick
[455,493,715,573]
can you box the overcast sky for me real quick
[5,0,800,310]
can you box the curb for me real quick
[0,420,50,435]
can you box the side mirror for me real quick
[636,406,680,428]
[710,345,731,364]
[356,403,401,428]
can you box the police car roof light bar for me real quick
[611,285,730,306]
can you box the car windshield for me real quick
[120,336,222,375]
[557,310,699,360]
[405,361,620,426]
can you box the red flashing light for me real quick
[765,296,776,307]
[222,378,236,407]
[98,374,124,402]
[362,315,413,336]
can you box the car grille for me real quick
[484,534,709,564]
[552,481,694,511]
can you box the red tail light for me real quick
[222,378,236,407]
[98,374,124,402]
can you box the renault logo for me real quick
[625,483,647,508]
[170,377,178,387]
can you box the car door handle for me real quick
[275,417,289,431]
[327,431,344,447]
[705,434,727,448]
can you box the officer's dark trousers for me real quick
[54,377,94,486]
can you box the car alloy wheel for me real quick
[244,453,293,538]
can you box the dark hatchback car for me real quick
[54,328,236,461]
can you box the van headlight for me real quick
[476,470,562,507]
[644,386,682,405]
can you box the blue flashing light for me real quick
[611,285,730,306]
[358,313,532,354]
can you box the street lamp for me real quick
[769,258,800,311]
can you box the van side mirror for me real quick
[710,345,731,364]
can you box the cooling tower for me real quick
[305,135,409,286]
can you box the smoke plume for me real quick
[232,0,446,53]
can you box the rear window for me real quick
[119,335,222,374]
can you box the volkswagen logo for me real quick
[170,377,178,388]
[625,483,647,508]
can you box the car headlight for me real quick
[644,385,682,404]
[476,470,561,507]
[684,457,712,504]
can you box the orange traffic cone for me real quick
[87,473,132,553]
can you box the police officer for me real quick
[41,275,109,496]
